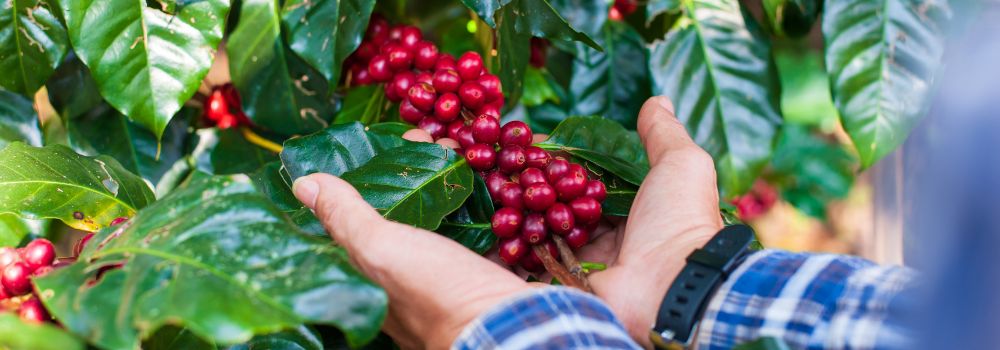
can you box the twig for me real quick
[241,127,283,153]
[534,245,593,293]
[552,236,591,287]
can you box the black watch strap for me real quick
[650,224,757,348]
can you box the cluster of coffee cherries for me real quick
[609,0,639,20]
[0,239,57,323]
[202,83,250,129]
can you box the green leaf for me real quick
[762,0,820,38]
[35,175,388,349]
[538,116,649,186]
[341,143,474,231]
[0,89,42,149]
[0,213,31,246]
[332,85,387,125]
[45,54,104,120]
[250,161,300,211]
[494,5,531,108]
[281,0,376,91]
[144,326,214,350]
[58,0,229,139]
[229,0,335,136]
[593,171,637,216]
[0,0,68,96]
[460,0,512,27]
[0,313,84,350]
[521,67,559,107]
[468,0,600,50]
[0,143,154,231]
[191,128,280,175]
[647,0,682,24]
[648,0,782,197]
[822,0,949,168]
[280,122,408,180]
[224,326,324,350]
[66,104,194,186]
[437,174,496,254]
[568,21,650,130]
[768,125,856,218]
[547,0,608,39]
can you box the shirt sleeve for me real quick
[452,286,641,350]
[696,250,918,350]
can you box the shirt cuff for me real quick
[451,286,640,350]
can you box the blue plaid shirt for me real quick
[453,250,917,349]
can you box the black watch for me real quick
[649,224,758,349]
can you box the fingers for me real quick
[402,129,433,143]
[636,96,702,166]
[292,173,390,252]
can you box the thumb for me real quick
[292,173,389,251]
[636,96,703,166]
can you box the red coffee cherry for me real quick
[484,170,509,200]
[206,90,229,118]
[471,114,501,144]
[520,250,544,272]
[21,239,55,271]
[500,121,532,147]
[386,45,413,71]
[355,41,378,61]
[457,52,484,80]
[545,203,575,236]
[417,117,446,139]
[498,237,528,266]
[18,297,50,324]
[434,93,461,122]
[352,65,374,85]
[2,262,32,296]
[389,25,404,41]
[570,197,602,224]
[433,69,462,93]
[523,182,557,212]
[391,71,417,101]
[519,168,547,188]
[435,54,457,71]
[399,99,426,124]
[545,158,572,183]
[458,81,486,110]
[366,16,390,43]
[497,145,527,174]
[465,143,497,171]
[447,120,466,140]
[476,103,501,120]
[415,72,434,85]
[407,83,437,111]
[498,182,524,209]
[555,165,587,201]
[399,26,423,50]
[565,227,590,249]
[492,207,524,239]
[585,180,607,202]
[0,247,19,268]
[524,146,551,169]
[478,74,503,102]
[455,126,476,149]
[521,213,547,245]
[413,41,440,70]
[0,283,9,300]
[367,54,393,82]
[73,233,94,257]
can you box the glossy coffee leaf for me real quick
[467,0,599,50]
[229,0,334,136]
[0,89,42,149]
[768,125,856,218]
[460,0,512,27]
[547,0,608,40]
[250,161,300,211]
[521,67,559,107]
[593,171,637,217]
[649,0,782,197]
[437,174,496,254]
[332,85,387,125]
[823,0,949,168]
[494,4,531,108]
[538,116,649,186]
[0,143,154,231]
[646,0,681,23]
[341,143,474,231]
[35,175,388,349]
[0,213,31,247]
[0,0,68,96]
[281,0,376,91]
[0,313,84,350]
[280,122,407,180]
[45,54,105,120]
[58,0,229,139]
[144,326,214,350]
[223,326,324,350]
[569,21,650,130]
[191,128,279,175]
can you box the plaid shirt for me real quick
[453,250,917,350]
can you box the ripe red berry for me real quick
[384,83,401,103]
[478,74,503,102]
[366,16,390,43]
[353,65,374,85]
[399,26,423,50]
[471,115,501,144]
[355,41,378,61]
[521,214,548,245]
[367,54,393,82]
[498,182,524,209]
[484,170,509,200]
[545,203,575,236]
[545,158,571,182]
[2,262,31,296]
[523,182,557,212]
[457,52,484,80]
[500,121,532,147]
[492,207,523,239]
[21,239,55,271]
[476,103,501,120]
[413,41,439,70]
[465,143,497,171]
[73,233,94,257]
[389,25,404,41]
[0,247,19,268]
[399,99,426,124]
[407,83,437,111]
[387,46,413,71]
[434,93,461,122]
[555,165,587,201]
[206,90,229,119]
[18,297,50,324]
[455,126,476,149]
[497,145,527,174]
[417,117,446,139]
[416,72,433,85]
[498,237,528,265]
[458,81,486,110]
[585,180,607,202]
[570,197,602,224]
[565,226,590,249]
[391,71,417,101]
[519,168,547,188]
[447,120,466,140]
[435,54,457,71]
[0,283,9,300]
[520,251,544,272]
[523,146,551,169]
[432,69,462,93]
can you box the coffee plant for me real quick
[0,0,953,348]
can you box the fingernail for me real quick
[657,96,675,116]
[293,177,319,208]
